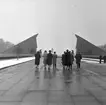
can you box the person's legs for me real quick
[35,64,38,68]
[77,63,78,69]
[71,64,73,70]
[37,64,39,68]
[53,62,56,68]
[77,63,80,71]
[45,59,47,69]
[63,65,65,69]
[79,63,81,68]
[77,63,79,69]
[53,64,55,69]
[48,65,51,70]
[44,64,46,69]
[55,64,56,68]
[48,65,49,70]
[35,65,37,68]
[70,64,72,70]
[100,59,102,64]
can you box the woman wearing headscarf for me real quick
[43,50,47,69]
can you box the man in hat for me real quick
[47,50,53,70]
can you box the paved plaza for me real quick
[0,58,105,105]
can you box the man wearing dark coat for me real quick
[69,51,74,70]
[65,49,71,69]
[47,50,53,70]
[35,51,41,68]
[75,52,82,69]
[99,55,102,64]
[53,52,57,69]
[103,55,106,63]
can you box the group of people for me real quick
[43,50,57,69]
[62,50,74,70]
[35,49,82,71]
[35,50,57,70]
[62,49,82,70]
[99,55,106,63]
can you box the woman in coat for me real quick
[62,51,66,69]
[35,51,41,68]
[75,52,82,69]
[47,50,53,70]
[53,52,57,69]
[43,50,47,69]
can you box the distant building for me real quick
[2,34,38,56]
[75,34,106,57]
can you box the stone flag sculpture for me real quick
[2,34,38,57]
[75,34,106,58]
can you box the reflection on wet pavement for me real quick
[0,59,106,105]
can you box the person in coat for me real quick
[71,50,74,63]
[69,51,74,70]
[65,49,71,69]
[47,50,53,70]
[43,50,48,69]
[103,55,106,63]
[53,52,57,69]
[99,55,102,64]
[75,52,82,69]
[35,51,41,68]
[62,51,66,69]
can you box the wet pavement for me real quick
[0,59,106,105]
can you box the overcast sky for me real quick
[0,0,105,54]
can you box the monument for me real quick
[75,34,106,58]
[1,34,38,57]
